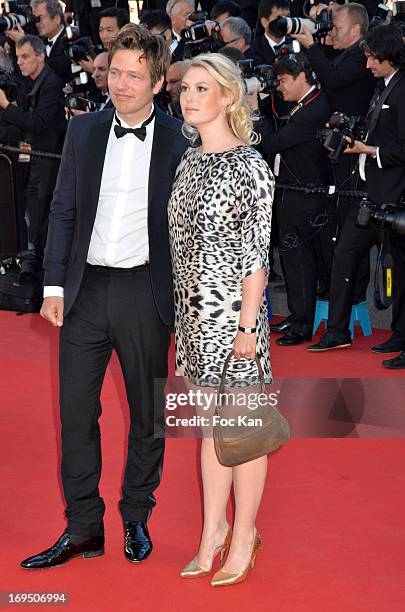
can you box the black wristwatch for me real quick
[238,325,256,334]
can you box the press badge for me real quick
[90,0,102,7]
[18,141,31,163]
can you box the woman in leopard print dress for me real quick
[168,54,274,586]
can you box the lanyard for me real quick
[288,88,322,120]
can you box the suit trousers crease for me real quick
[277,193,328,336]
[59,266,170,537]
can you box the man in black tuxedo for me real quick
[20,23,187,570]
[308,24,405,364]
[256,54,332,344]
[0,35,66,259]
[65,0,130,44]
[250,0,291,65]
[140,9,185,63]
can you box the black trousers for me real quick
[328,203,405,341]
[59,265,171,537]
[277,191,329,337]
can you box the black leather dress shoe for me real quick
[307,332,352,352]
[270,318,291,333]
[371,337,405,354]
[124,521,152,563]
[20,533,104,570]
[276,331,312,346]
[382,351,405,369]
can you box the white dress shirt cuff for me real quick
[375,147,382,169]
[43,286,64,298]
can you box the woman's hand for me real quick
[233,331,256,360]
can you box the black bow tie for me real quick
[114,110,155,141]
[46,39,53,47]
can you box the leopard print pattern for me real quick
[168,145,274,387]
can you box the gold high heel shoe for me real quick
[180,526,232,578]
[211,530,262,587]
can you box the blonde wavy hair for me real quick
[181,53,260,146]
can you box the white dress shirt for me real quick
[46,27,64,57]
[44,110,154,298]
[264,33,286,53]
[359,70,398,181]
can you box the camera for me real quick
[268,10,333,41]
[238,59,278,95]
[357,199,405,235]
[0,66,18,102]
[64,92,101,113]
[318,112,365,164]
[180,11,223,57]
[0,0,39,33]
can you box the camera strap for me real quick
[374,230,393,311]
[288,87,321,120]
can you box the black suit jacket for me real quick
[45,29,73,84]
[249,35,286,66]
[365,71,405,204]
[258,89,332,187]
[305,42,376,118]
[0,65,66,154]
[43,107,188,324]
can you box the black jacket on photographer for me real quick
[305,42,375,117]
[0,64,66,258]
[364,70,405,205]
[42,27,73,84]
[257,87,332,339]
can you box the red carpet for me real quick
[1,311,405,611]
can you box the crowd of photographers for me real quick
[1,0,405,367]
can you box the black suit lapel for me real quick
[148,108,175,214]
[87,109,115,220]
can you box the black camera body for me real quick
[238,59,278,95]
[357,199,405,236]
[180,13,223,57]
[318,111,365,164]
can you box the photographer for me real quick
[140,9,185,61]
[64,1,129,45]
[308,24,405,369]
[210,0,242,22]
[256,54,332,345]
[0,34,66,260]
[98,6,129,50]
[166,0,195,39]
[220,16,253,56]
[250,0,291,65]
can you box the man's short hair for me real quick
[221,17,252,46]
[210,1,241,21]
[30,0,64,21]
[108,23,171,87]
[217,45,244,63]
[99,7,130,29]
[274,53,316,85]
[335,3,369,37]
[140,10,172,32]
[166,0,195,17]
[16,34,46,56]
[360,23,405,70]
[258,0,290,20]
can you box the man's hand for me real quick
[0,89,10,109]
[344,140,376,155]
[6,24,25,43]
[79,56,94,74]
[292,25,315,49]
[40,297,64,327]
[309,3,330,19]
